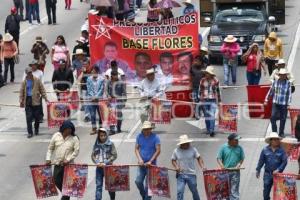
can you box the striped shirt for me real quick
[199,77,221,101]
[265,79,292,105]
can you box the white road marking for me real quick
[266,19,300,136]
[20,16,47,36]
[126,119,141,139]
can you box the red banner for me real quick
[150,99,172,124]
[47,102,71,128]
[273,173,298,200]
[219,104,238,133]
[30,165,58,199]
[62,164,88,198]
[281,141,300,161]
[289,108,300,136]
[89,13,199,85]
[58,91,79,110]
[99,99,117,127]
[203,169,230,200]
[104,165,130,191]
[148,166,170,198]
[247,85,272,119]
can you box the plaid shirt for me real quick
[199,77,221,101]
[265,79,292,105]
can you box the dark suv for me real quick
[207,3,271,62]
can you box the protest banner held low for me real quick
[288,108,300,136]
[150,99,172,124]
[148,166,171,198]
[281,138,300,161]
[104,165,130,192]
[47,102,71,128]
[219,104,238,133]
[273,173,298,200]
[89,13,199,87]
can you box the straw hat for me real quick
[177,135,193,146]
[278,68,290,75]
[141,121,153,130]
[276,59,285,66]
[74,49,85,55]
[25,67,33,74]
[183,0,192,5]
[224,35,237,43]
[35,36,43,42]
[265,132,282,144]
[3,33,13,42]
[146,68,156,75]
[203,66,215,76]
[268,32,277,39]
[281,137,298,144]
[200,46,208,52]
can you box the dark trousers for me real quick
[247,71,261,85]
[45,0,57,24]
[53,165,70,200]
[28,2,40,23]
[89,104,102,129]
[4,58,15,83]
[265,58,278,76]
[270,103,288,136]
[136,0,142,8]
[14,0,24,19]
[25,98,40,135]
[96,167,116,200]
[263,173,273,200]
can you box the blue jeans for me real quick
[223,57,238,85]
[270,104,288,135]
[81,90,90,119]
[28,3,40,23]
[135,166,151,200]
[202,99,217,133]
[177,174,200,200]
[192,89,204,119]
[229,171,240,200]
[89,104,102,129]
[246,71,261,85]
[263,173,273,200]
[96,167,115,200]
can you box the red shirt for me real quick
[246,53,258,72]
[29,0,38,4]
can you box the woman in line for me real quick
[91,128,117,200]
[242,43,267,85]
[51,35,70,70]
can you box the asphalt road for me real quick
[0,0,300,200]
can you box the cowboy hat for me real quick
[276,59,285,66]
[183,0,192,5]
[29,60,39,66]
[35,36,43,42]
[200,46,208,52]
[3,33,14,42]
[281,137,298,144]
[25,67,32,74]
[74,49,85,55]
[177,135,193,146]
[224,35,237,43]
[203,66,215,76]
[278,68,290,75]
[268,32,277,39]
[265,132,281,144]
[141,121,153,130]
[146,68,156,75]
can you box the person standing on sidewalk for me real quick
[45,120,80,200]
[265,68,292,137]
[217,133,245,200]
[264,32,283,76]
[172,135,205,200]
[91,128,117,200]
[256,132,287,200]
[5,7,21,49]
[0,33,18,84]
[135,121,161,200]
[31,36,49,72]
[19,67,48,138]
[199,66,221,137]
[87,66,105,135]
[45,0,57,24]
[28,0,40,24]
[221,35,240,86]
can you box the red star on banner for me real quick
[91,18,111,40]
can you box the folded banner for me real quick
[203,169,230,200]
[98,99,117,127]
[89,13,199,86]
[62,164,88,198]
[148,166,171,198]
[58,91,79,110]
[47,102,71,128]
[219,104,238,133]
[273,173,298,200]
[247,85,272,119]
[288,108,300,136]
[281,141,300,161]
[30,165,58,199]
[104,165,130,191]
[150,99,172,124]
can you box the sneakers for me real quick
[210,132,215,137]
[90,128,97,135]
[27,134,33,138]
